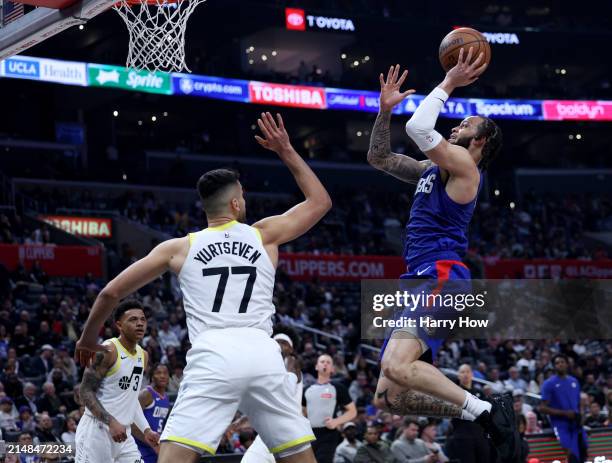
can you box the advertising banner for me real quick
[87,63,172,95]
[0,244,104,277]
[39,215,112,238]
[173,74,249,102]
[278,253,406,281]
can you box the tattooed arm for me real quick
[367,64,432,184]
[79,344,128,442]
[367,109,432,184]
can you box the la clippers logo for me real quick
[285,8,305,30]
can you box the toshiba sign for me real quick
[285,7,355,32]
[39,215,112,238]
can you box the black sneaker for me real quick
[475,393,520,462]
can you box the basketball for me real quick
[439,27,491,72]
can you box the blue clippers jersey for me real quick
[541,375,580,428]
[136,386,170,462]
[404,165,481,267]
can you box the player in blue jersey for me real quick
[540,354,588,463]
[367,51,518,462]
[134,364,171,463]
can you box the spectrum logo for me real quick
[285,8,305,31]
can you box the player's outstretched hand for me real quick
[444,46,488,88]
[144,429,161,453]
[255,112,292,156]
[74,337,110,367]
[379,64,416,112]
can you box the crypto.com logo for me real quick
[285,8,305,31]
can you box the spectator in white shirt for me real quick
[334,422,362,462]
[159,320,181,350]
[505,367,528,392]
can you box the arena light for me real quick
[78,25,84,30]
[510,202,516,209]
[163,111,168,117]
[494,189,500,196]
[576,133,582,139]
[261,54,268,61]
[138,120,142,126]
[561,69,567,75]
[569,134,574,140]
[356,131,362,136]
[248,59,254,65]
[113,110,119,117]
[151,115,157,121]
[341,53,347,59]
[271,50,277,57]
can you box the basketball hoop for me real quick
[113,0,205,72]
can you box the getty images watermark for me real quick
[360,279,612,342]
[371,289,488,331]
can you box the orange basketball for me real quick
[439,27,491,72]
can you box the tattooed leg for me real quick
[376,388,462,418]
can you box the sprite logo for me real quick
[87,64,172,95]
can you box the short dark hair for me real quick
[196,169,240,214]
[404,418,420,428]
[113,299,144,322]
[475,117,502,172]
[149,363,170,380]
[552,353,569,364]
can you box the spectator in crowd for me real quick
[420,419,449,462]
[333,422,362,463]
[55,346,78,384]
[390,419,435,462]
[35,413,61,443]
[505,366,528,392]
[167,364,184,394]
[584,402,608,428]
[11,323,36,357]
[16,432,39,462]
[16,406,36,433]
[15,383,38,415]
[37,383,63,417]
[525,411,541,434]
[38,321,59,347]
[61,417,77,445]
[29,345,54,379]
[445,364,492,463]
[513,389,534,416]
[0,397,18,431]
[1,362,23,399]
[354,425,394,463]
[487,368,505,394]
[303,354,357,463]
[158,319,181,351]
[540,354,588,463]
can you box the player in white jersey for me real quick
[76,300,160,463]
[241,325,303,463]
[75,112,332,463]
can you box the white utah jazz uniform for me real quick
[75,337,146,463]
[160,221,314,456]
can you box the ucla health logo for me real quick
[5,58,40,79]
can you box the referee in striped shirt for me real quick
[303,354,357,463]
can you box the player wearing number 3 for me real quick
[75,112,331,463]
[76,299,159,462]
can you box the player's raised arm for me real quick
[79,345,127,442]
[252,112,332,246]
[76,238,187,366]
[404,47,486,177]
[367,64,430,184]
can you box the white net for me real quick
[114,0,205,72]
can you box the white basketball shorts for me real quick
[160,327,314,456]
[75,414,142,463]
